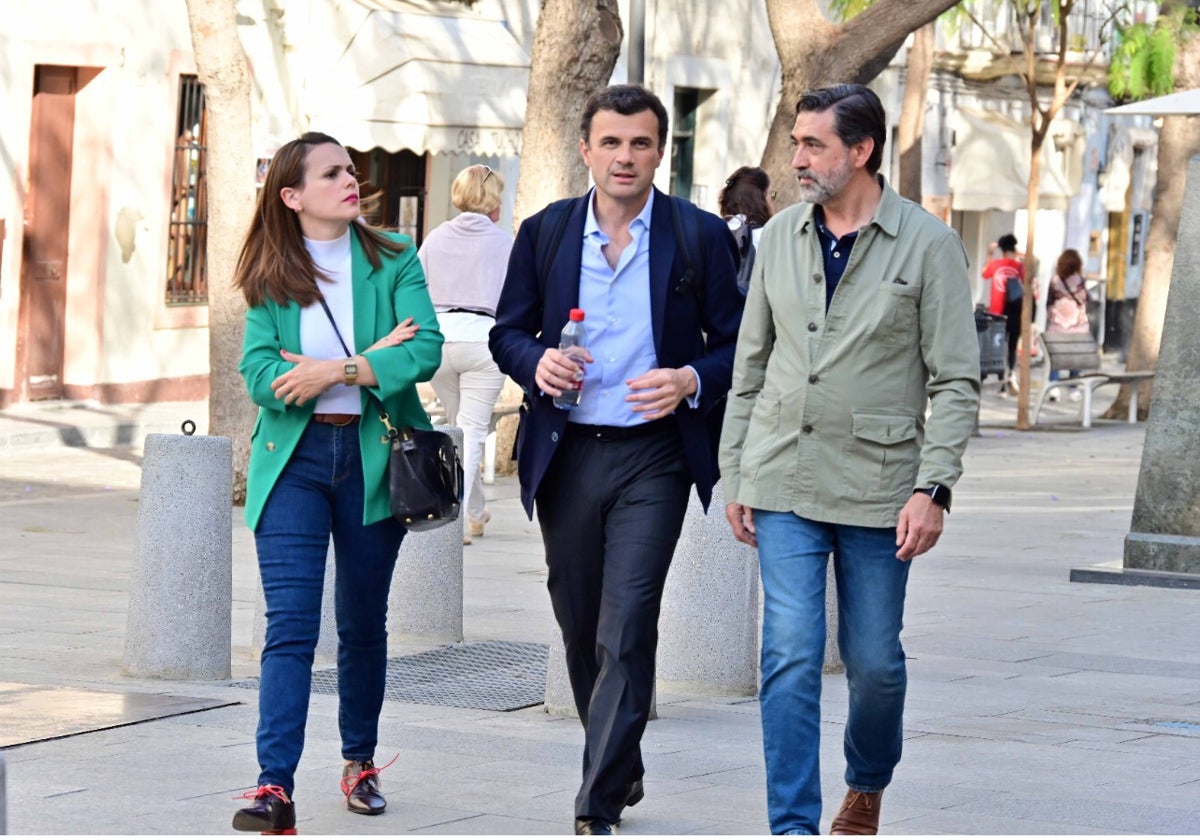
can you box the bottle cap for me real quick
[569,308,585,321]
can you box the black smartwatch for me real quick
[914,484,951,512]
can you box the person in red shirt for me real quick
[981,233,1025,394]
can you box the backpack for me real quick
[729,220,758,296]
[995,264,1023,303]
[532,194,707,304]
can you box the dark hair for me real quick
[233,132,405,308]
[718,166,773,226]
[1055,248,1083,279]
[581,84,669,149]
[998,233,1019,253]
[795,84,886,175]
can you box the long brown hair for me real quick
[718,166,773,226]
[1055,248,1082,281]
[234,132,406,307]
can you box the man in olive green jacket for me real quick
[719,85,980,836]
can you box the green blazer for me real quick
[239,229,444,531]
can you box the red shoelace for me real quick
[235,784,291,804]
[340,754,398,799]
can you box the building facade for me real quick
[0,0,1158,408]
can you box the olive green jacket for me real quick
[718,179,981,527]
[239,230,444,531]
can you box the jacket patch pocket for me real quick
[842,410,919,503]
[741,392,784,483]
[870,281,921,347]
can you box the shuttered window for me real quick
[165,75,208,304]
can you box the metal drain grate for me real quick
[233,641,549,712]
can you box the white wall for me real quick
[0,0,207,396]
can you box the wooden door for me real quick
[18,65,78,401]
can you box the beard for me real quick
[795,157,855,204]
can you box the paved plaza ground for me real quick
[0,386,1197,835]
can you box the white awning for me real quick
[301,9,530,157]
[1105,87,1200,115]
[949,108,1081,212]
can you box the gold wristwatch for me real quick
[343,359,359,386]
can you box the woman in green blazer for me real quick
[230,133,443,834]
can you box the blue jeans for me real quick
[754,511,911,835]
[253,421,405,795]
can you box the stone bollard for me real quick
[123,429,232,680]
[544,635,577,717]
[251,542,338,665]
[389,425,465,646]
[544,622,657,721]
[658,482,759,695]
[824,562,842,674]
[659,482,842,690]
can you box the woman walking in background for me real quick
[982,233,1025,395]
[419,164,513,545]
[1046,249,1090,335]
[1044,248,1091,399]
[718,166,773,294]
[232,132,443,834]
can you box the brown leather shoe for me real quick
[829,788,883,835]
[342,759,386,815]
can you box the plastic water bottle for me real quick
[554,308,587,410]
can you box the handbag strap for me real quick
[316,297,399,439]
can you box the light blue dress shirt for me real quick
[569,189,699,427]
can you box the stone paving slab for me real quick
[0,682,237,748]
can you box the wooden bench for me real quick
[1033,332,1155,428]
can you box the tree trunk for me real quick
[513,0,623,229]
[762,0,959,209]
[1105,35,1200,420]
[897,23,934,202]
[185,0,257,503]
[1017,138,1043,430]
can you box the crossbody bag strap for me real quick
[316,297,394,433]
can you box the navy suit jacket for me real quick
[489,187,744,518]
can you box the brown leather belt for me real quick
[311,413,360,426]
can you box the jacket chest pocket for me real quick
[869,282,921,347]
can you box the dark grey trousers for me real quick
[535,422,692,821]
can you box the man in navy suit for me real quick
[490,84,743,835]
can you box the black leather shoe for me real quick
[575,817,617,835]
[625,778,644,808]
[232,785,296,833]
[342,759,387,815]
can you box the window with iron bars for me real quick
[165,74,208,304]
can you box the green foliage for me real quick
[829,0,966,26]
[828,0,875,20]
[1109,7,1198,101]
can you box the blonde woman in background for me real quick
[418,165,513,545]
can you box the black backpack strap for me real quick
[668,195,706,304]
[534,197,577,301]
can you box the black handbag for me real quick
[318,299,463,531]
[381,420,463,531]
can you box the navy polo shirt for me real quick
[813,206,859,312]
